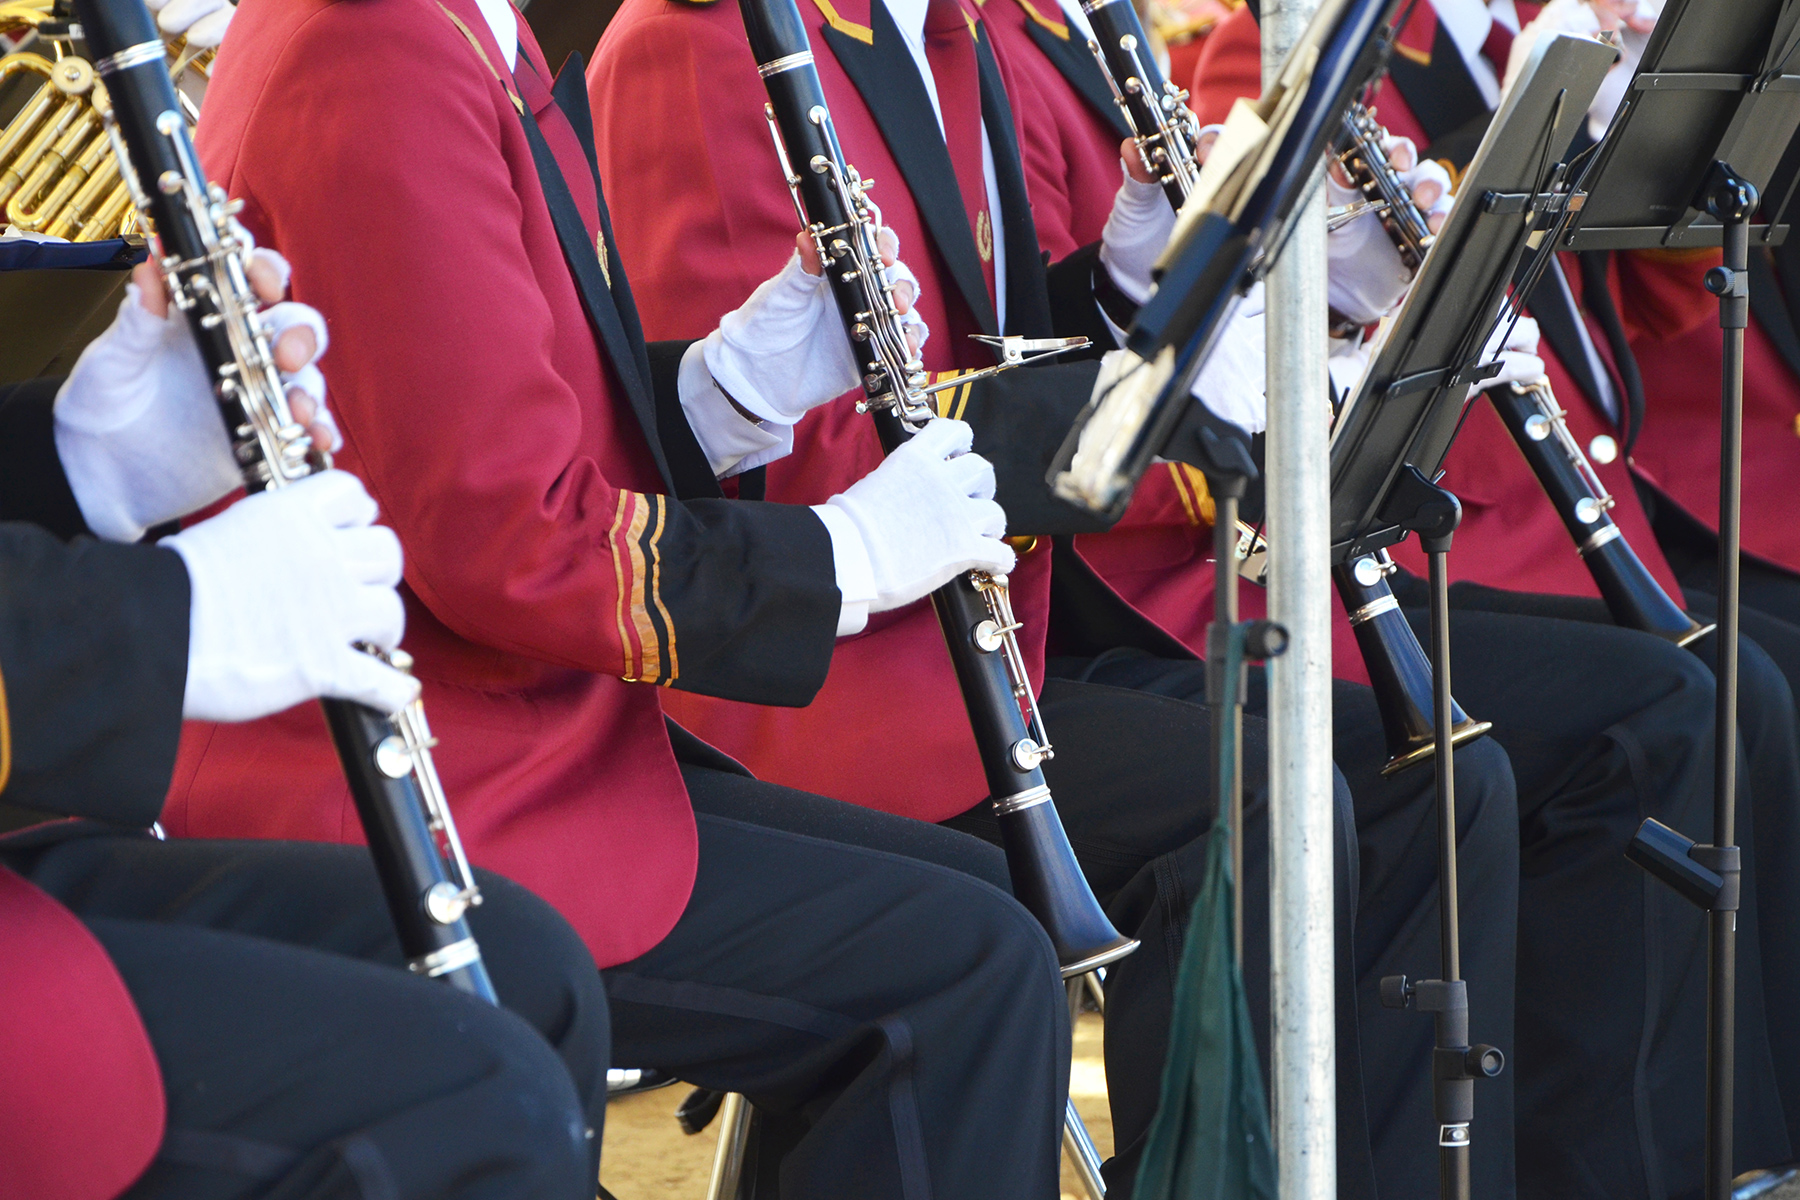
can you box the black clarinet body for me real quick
[1080,0,1200,209]
[1485,382,1710,646]
[1332,123,1709,650]
[78,0,497,1001]
[742,0,1135,976]
[1333,555,1492,774]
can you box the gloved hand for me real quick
[703,230,929,425]
[1327,134,1453,325]
[55,251,334,543]
[822,418,1014,613]
[1100,141,1178,304]
[164,470,420,722]
[1504,0,1659,139]
[145,0,234,46]
[1471,315,1547,394]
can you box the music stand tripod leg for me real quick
[1374,467,1504,1200]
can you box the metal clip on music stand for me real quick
[1559,3,1800,1197]
[1325,32,1617,1200]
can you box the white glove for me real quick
[1191,283,1269,434]
[1471,315,1547,394]
[54,259,331,543]
[821,418,1014,614]
[1503,0,1656,139]
[703,248,929,425]
[164,471,419,722]
[1100,171,1178,305]
[145,0,234,46]
[1327,137,1451,326]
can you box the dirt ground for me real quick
[599,1012,1113,1200]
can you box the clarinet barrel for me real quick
[76,0,497,1001]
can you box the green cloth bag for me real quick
[1132,820,1277,1200]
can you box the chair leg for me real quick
[1064,972,1108,1198]
[704,1092,753,1200]
[1064,1098,1107,1198]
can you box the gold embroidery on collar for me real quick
[975,210,993,263]
[810,0,875,43]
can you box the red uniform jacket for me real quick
[172,0,840,967]
[1632,250,1800,576]
[1191,4,1687,606]
[591,0,1164,823]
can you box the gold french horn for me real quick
[0,1,209,240]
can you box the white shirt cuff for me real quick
[811,501,876,637]
[677,341,793,478]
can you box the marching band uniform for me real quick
[0,377,605,1200]
[173,0,1071,1194]
[1630,236,1800,656]
[1193,2,1800,1189]
[589,3,1525,1196]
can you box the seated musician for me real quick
[586,2,1524,1196]
[593,0,1798,1194]
[170,0,1075,1194]
[0,259,609,1199]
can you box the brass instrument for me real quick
[0,3,207,240]
[1338,119,1711,647]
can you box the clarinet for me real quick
[1337,113,1711,647]
[1486,380,1711,644]
[740,0,1136,978]
[1086,37,1490,772]
[1081,0,1202,210]
[1330,101,1434,272]
[76,0,498,1001]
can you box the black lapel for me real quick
[1753,246,1800,382]
[1520,257,1618,426]
[823,2,1000,334]
[513,59,676,492]
[1386,24,1491,150]
[1020,16,1132,139]
[974,27,1055,337]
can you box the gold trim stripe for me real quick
[0,658,11,796]
[810,0,874,43]
[1014,0,1070,39]
[646,495,680,685]
[623,494,660,683]
[1167,461,1200,525]
[607,491,641,681]
[438,3,526,113]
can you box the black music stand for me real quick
[0,238,141,385]
[1556,4,1800,1198]
[1324,33,1616,1200]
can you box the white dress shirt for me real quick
[880,0,1010,332]
[1429,0,1521,109]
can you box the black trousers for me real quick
[1410,577,1800,1180]
[0,834,607,1200]
[603,762,1069,1200]
[947,654,1519,1200]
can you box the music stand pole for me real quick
[1374,469,1505,1200]
[1702,161,1756,1200]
